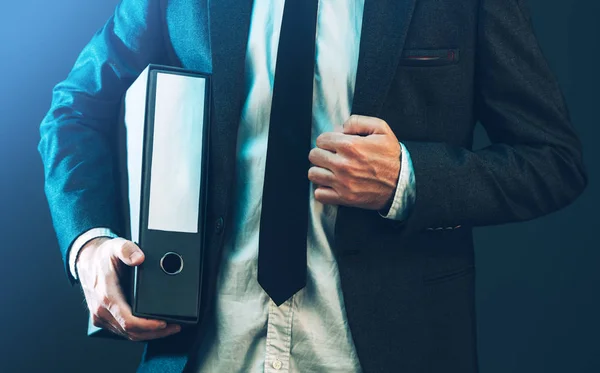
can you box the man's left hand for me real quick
[308,115,402,211]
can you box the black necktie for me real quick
[258,0,319,306]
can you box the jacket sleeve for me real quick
[396,0,587,235]
[38,0,167,283]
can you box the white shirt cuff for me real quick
[68,227,118,280]
[379,142,416,221]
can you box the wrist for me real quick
[75,237,111,279]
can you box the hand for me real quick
[76,237,182,341]
[308,115,401,211]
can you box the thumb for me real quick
[112,238,145,267]
[342,115,388,136]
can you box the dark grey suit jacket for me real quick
[38,0,587,372]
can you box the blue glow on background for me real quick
[0,1,144,372]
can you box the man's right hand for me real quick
[76,237,182,341]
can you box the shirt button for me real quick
[215,216,224,234]
[272,359,282,370]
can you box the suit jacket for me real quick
[38,0,587,372]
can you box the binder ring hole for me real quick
[160,252,184,275]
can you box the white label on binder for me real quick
[148,72,205,233]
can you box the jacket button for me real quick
[215,217,224,234]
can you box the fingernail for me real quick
[159,322,167,329]
[130,252,143,262]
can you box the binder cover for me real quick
[88,65,211,338]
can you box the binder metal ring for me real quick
[160,252,184,275]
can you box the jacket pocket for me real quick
[398,48,460,67]
[423,265,474,285]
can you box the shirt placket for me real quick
[264,294,295,373]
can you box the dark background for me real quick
[0,0,597,372]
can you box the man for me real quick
[38,0,587,372]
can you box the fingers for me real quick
[104,275,167,334]
[342,115,389,136]
[127,324,182,342]
[316,131,364,154]
[93,305,181,341]
[110,305,169,335]
[316,132,343,152]
[112,238,145,267]
[92,306,125,336]
[308,166,335,188]
[92,284,182,341]
[314,186,342,205]
[309,147,343,170]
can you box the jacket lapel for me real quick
[352,0,417,116]
[336,0,417,257]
